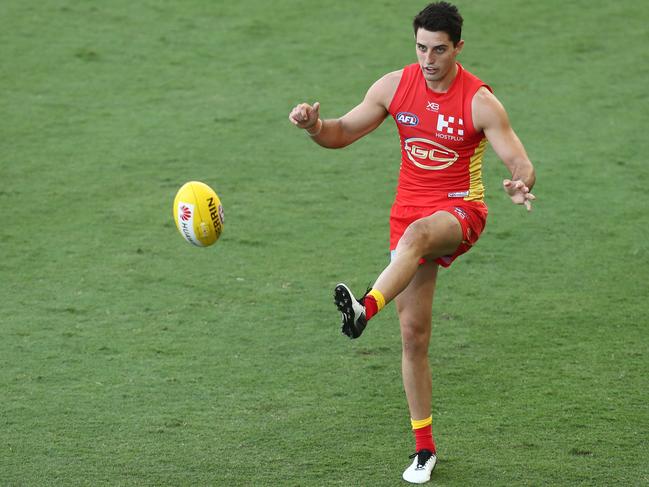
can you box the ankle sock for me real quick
[411,416,436,454]
[363,288,385,320]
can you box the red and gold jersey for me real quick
[388,63,491,207]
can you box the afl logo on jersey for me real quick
[396,112,419,126]
[404,137,459,170]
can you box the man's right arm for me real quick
[288,71,401,149]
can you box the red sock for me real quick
[364,294,378,320]
[363,289,385,321]
[414,424,436,454]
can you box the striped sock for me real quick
[363,288,385,321]
[411,416,436,454]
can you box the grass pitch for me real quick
[1,1,648,485]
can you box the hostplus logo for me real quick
[436,114,464,141]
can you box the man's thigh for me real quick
[394,210,463,262]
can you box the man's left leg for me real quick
[397,259,439,484]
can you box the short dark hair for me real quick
[413,2,463,46]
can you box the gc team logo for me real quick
[396,112,419,126]
[404,137,459,170]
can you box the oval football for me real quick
[173,181,224,247]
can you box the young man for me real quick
[289,2,535,484]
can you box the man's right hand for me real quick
[288,102,320,130]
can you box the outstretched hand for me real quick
[503,179,535,211]
[288,101,320,130]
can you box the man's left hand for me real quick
[503,179,535,211]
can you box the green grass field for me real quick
[2,1,648,485]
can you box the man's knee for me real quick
[398,220,432,254]
[396,213,461,258]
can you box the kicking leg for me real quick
[335,211,461,339]
[376,210,461,304]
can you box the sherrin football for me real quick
[173,181,224,247]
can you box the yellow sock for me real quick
[411,416,433,430]
[411,416,436,453]
[368,288,385,311]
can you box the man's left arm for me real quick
[473,87,536,211]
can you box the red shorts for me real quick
[389,200,488,267]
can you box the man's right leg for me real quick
[376,211,460,304]
[335,211,460,339]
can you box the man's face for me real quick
[415,28,464,84]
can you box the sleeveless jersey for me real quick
[388,62,491,207]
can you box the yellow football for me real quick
[173,181,224,247]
